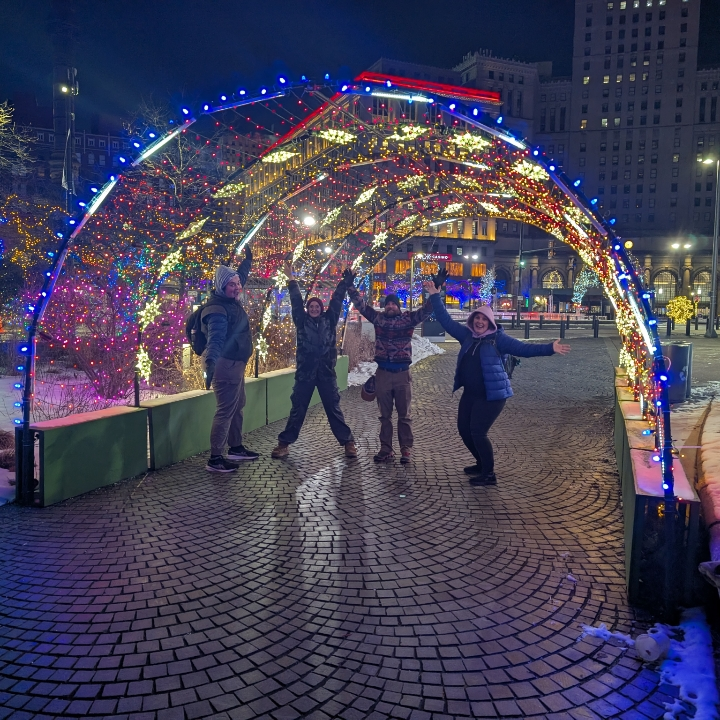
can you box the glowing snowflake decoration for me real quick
[355,186,378,206]
[262,304,273,331]
[389,125,428,141]
[273,268,289,291]
[158,249,182,278]
[177,217,208,240]
[480,202,501,213]
[262,149,299,164]
[136,346,152,383]
[372,231,389,249]
[292,240,305,263]
[321,207,343,226]
[256,335,269,361]
[351,255,364,271]
[451,132,490,152]
[213,182,245,198]
[513,160,549,182]
[318,128,356,143]
[397,175,426,192]
[396,214,419,233]
[442,202,465,216]
[138,297,161,331]
[456,176,485,190]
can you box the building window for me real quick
[542,270,564,289]
[653,271,677,303]
[693,271,711,302]
[700,97,706,122]
[87,138,95,147]
[394,259,411,273]
[672,153,680,163]
[581,119,588,129]
[374,260,387,273]
[583,76,591,85]
[446,262,464,276]
[471,263,487,277]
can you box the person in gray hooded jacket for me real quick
[202,247,259,473]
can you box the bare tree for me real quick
[0,102,34,174]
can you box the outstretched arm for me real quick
[237,245,252,286]
[495,333,570,359]
[424,281,471,343]
[347,285,378,323]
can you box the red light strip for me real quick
[355,71,501,104]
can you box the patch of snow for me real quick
[659,608,719,720]
[347,337,444,387]
[0,468,15,506]
[579,623,635,647]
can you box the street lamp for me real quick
[700,157,720,337]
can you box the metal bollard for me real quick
[566,315,571,329]
[695,316,699,331]
[686,319,691,336]
[539,314,544,329]
[593,316,599,338]
[560,320,566,339]
[511,316,515,329]
[524,321,530,339]
[707,316,711,330]
[666,317,672,336]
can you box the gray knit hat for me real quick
[214,265,240,291]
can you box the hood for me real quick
[466,305,497,339]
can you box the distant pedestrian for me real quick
[202,247,260,473]
[346,269,434,464]
[424,277,570,486]
[272,262,357,459]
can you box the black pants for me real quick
[278,374,354,445]
[457,392,506,473]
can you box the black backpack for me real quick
[485,337,520,379]
[185,302,221,356]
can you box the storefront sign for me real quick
[406,252,453,261]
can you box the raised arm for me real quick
[326,277,347,326]
[347,284,378,323]
[287,279,306,327]
[236,245,253,286]
[425,282,471,343]
[407,297,435,326]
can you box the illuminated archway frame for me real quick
[19,73,674,503]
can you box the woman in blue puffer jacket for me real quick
[424,280,571,487]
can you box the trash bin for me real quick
[661,342,692,404]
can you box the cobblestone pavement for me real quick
[0,338,687,720]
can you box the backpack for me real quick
[185,302,222,356]
[485,337,520,379]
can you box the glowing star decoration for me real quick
[456,176,485,190]
[442,202,465,216]
[157,249,182,278]
[351,255,364,271]
[262,149,299,164]
[355,186,378,206]
[320,207,343,226]
[138,297,162,331]
[177,217,208,240]
[273,267,289,290]
[372,231,389,249]
[480,201,501,213]
[292,240,305,263]
[388,125,428,141]
[666,295,695,323]
[318,128,356,143]
[136,346,152,383]
[397,175,426,192]
[513,160,549,182]
[451,132,491,152]
[262,304,273,331]
[256,335,269,361]
[213,182,245,198]
[396,214,420,233]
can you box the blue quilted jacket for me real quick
[429,295,555,399]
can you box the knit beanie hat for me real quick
[306,297,324,313]
[384,294,401,309]
[215,265,240,291]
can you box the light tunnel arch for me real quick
[19,74,677,501]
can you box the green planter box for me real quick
[17,406,148,507]
[143,379,268,469]
[308,355,350,407]
[263,367,296,424]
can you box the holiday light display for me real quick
[665,295,695,324]
[572,267,602,305]
[19,71,675,502]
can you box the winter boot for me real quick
[271,442,290,459]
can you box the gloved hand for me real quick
[203,360,215,390]
[433,267,449,289]
[342,268,357,286]
[244,245,253,262]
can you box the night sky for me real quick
[3,0,720,127]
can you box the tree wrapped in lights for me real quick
[665,295,695,324]
[445,279,472,309]
[572,267,601,305]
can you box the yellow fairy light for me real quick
[256,335,269,360]
[177,217,208,240]
[397,175,426,192]
[355,186,378,206]
[395,214,420,233]
[157,249,182,277]
[442,202,465,216]
[213,182,245,198]
[317,128,356,143]
[138,298,161,331]
[136,346,152,383]
[480,201,501,213]
[513,160,549,182]
[388,125,427,141]
[372,231,389,249]
[321,207,343,226]
[262,149,299,164]
[451,132,490,152]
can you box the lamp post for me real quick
[516,223,524,325]
[701,157,720,338]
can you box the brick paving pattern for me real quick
[0,338,689,720]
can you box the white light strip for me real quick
[85,177,120,216]
[133,121,195,166]
[454,159,490,170]
[627,291,656,353]
[563,212,589,239]
[371,91,433,103]
[206,90,286,114]
[429,218,458,226]
[236,214,268,253]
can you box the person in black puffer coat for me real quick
[272,261,356,459]
[424,279,571,486]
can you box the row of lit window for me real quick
[377,260,488,277]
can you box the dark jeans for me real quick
[278,374,354,445]
[457,392,506,474]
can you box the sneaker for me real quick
[227,445,259,461]
[400,447,411,464]
[464,464,482,475]
[206,456,238,473]
[469,472,497,487]
[373,450,395,463]
[344,442,358,458]
[271,443,290,459]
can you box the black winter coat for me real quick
[290,278,346,381]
